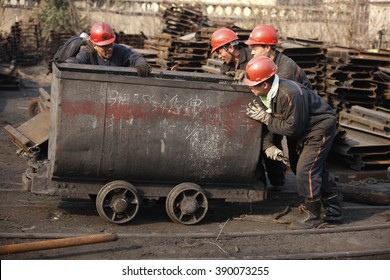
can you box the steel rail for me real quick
[223,247,390,260]
[0,222,389,240]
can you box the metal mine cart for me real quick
[6,63,266,225]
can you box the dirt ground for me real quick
[1,63,390,261]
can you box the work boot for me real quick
[290,198,322,229]
[322,192,344,223]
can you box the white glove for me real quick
[246,99,270,124]
[265,145,288,165]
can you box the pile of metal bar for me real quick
[374,66,390,109]
[201,58,223,74]
[132,48,159,68]
[0,34,12,63]
[326,48,390,112]
[46,32,74,60]
[115,32,147,49]
[331,106,390,170]
[160,4,205,36]
[144,33,209,72]
[10,21,41,66]
[280,37,327,96]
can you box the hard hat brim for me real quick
[244,77,262,87]
[244,39,258,46]
[93,36,115,46]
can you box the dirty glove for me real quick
[135,63,151,77]
[225,70,246,81]
[233,69,246,81]
[265,145,288,165]
[246,99,271,124]
[225,71,236,77]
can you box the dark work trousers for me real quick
[257,153,286,187]
[287,139,299,175]
[258,133,286,187]
[295,117,337,199]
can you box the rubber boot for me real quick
[322,192,343,223]
[290,198,322,229]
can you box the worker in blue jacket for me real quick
[72,21,150,77]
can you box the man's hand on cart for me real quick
[246,99,270,124]
[265,145,289,166]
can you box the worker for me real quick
[210,27,286,191]
[245,24,315,190]
[210,27,252,81]
[244,56,343,229]
[72,22,151,77]
[245,24,311,89]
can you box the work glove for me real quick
[246,99,271,125]
[135,63,151,77]
[265,145,288,165]
[225,71,236,77]
[225,70,246,81]
[233,69,246,81]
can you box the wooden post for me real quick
[0,233,118,255]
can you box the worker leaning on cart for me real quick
[68,21,151,77]
[245,26,314,181]
[210,27,286,192]
[244,56,343,229]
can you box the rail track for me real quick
[1,189,390,259]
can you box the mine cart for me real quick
[7,63,266,225]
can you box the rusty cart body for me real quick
[8,63,266,225]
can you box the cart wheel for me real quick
[28,98,40,117]
[165,182,208,225]
[96,180,140,224]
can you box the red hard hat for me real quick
[211,27,239,54]
[244,56,278,87]
[90,22,116,46]
[245,25,278,46]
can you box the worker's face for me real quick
[94,43,114,60]
[248,82,268,97]
[250,45,271,58]
[216,46,234,64]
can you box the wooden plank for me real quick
[17,110,50,146]
[4,124,31,148]
[5,110,50,151]
[38,87,50,101]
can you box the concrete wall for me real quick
[1,0,389,49]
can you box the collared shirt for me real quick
[260,74,279,112]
